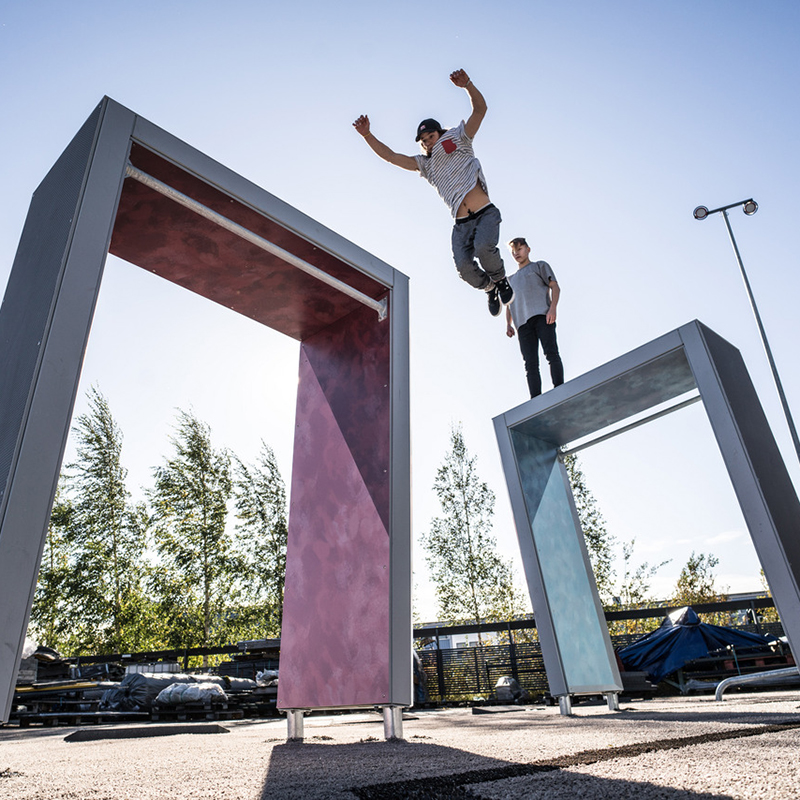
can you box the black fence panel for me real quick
[416,620,787,704]
[418,641,549,703]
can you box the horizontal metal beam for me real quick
[412,595,777,640]
[560,394,702,457]
[125,165,388,320]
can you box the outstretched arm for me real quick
[450,69,487,139]
[353,115,419,172]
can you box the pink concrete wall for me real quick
[278,304,392,709]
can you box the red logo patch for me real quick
[442,139,456,154]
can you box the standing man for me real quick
[353,69,513,317]
[505,238,564,398]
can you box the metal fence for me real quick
[418,640,550,703]
[68,598,783,705]
[413,598,785,703]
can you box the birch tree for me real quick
[422,425,525,633]
[150,410,236,655]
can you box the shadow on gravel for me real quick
[464,771,735,800]
[260,740,516,800]
[609,708,800,726]
[64,723,229,742]
[260,721,800,800]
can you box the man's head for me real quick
[508,237,531,267]
[415,118,445,154]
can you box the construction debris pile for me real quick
[10,638,280,727]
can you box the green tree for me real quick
[616,540,664,607]
[609,540,670,635]
[29,482,75,651]
[757,569,781,624]
[422,425,525,636]
[672,551,722,607]
[57,387,149,653]
[233,442,288,637]
[563,453,616,605]
[150,410,236,658]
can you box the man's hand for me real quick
[452,69,486,138]
[450,69,471,88]
[546,309,557,325]
[354,118,419,172]
[506,324,516,338]
[353,115,371,137]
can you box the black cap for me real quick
[415,118,445,142]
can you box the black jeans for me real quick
[517,315,564,398]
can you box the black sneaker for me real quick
[496,277,514,306]
[487,284,501,317]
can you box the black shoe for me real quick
[487,285,501,317]
[496,277,514,306]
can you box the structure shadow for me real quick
[259,740,516,800]
[609,707,800,726]
[467,771,735,800]
[260,738,741,800]
[411,705,800,731]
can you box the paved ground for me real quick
[2,691,799,799]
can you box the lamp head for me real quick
[743,200,758,216]
[693,206,709,221]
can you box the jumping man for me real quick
[353,69,513,317]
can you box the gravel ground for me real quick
[1,691,799,799]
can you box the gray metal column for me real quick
[680,322,800,659]
[0,99,135,721]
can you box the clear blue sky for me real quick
[2,1,799,619]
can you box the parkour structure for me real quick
[4,101,798,733]
[494,321,800,714]
[0,98,412,738]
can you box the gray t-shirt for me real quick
[507,260,557,328]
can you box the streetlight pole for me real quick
[694,199,800,464]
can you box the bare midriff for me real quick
[455,182,492,219]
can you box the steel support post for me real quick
[286,709,305,742]
[382,705,404,740]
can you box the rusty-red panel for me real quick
[279,346,390,709]
[109,144,387,341]
[301,301,391,531]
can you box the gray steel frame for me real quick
[494,320,800,699]
[0,97,412,722]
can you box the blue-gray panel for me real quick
[508,429,620,695]
[0,103,103,517]
[513,347,696,446]
[535,460,619,692]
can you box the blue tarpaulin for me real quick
[617,606,775,682]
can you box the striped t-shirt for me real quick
[413,120,488,218]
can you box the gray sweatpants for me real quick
[450,205,506,290]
